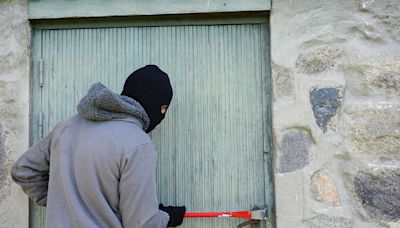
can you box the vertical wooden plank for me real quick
[30,29,43,228]
[149,24,268,227]
[260,23,275,228]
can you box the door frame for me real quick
[29,12,274,227]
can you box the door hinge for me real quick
[38,112,44,138]
[39,58,44,87]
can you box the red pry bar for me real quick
[184,211,252,219]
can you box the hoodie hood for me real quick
[77,83,150,131]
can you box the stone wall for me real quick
[0,0,30,227]
[271,0,400,227]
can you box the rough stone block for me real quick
[351,22,384,42]
[272,63,294,99]
[354,169,400,221]
[311,170,341,206]
[278,129,312,173]
[0,0,30,75]
[0,1,30,227]
[303,215,352,228]
[388,221,400,228]
[344,102,400,156]
[275,172,304,228]
[310,88,341,133]
[357,0,400,43]
[296,48,341,75]
[343,61,400,96]
[0,124,10,203]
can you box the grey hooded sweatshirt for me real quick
[11,83,169,228]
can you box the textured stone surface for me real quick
[271,0,400,227]
[0,124,11,204]
[354,169,400,221]
[275,172,304,228]
[272,63,294,99]
[296,48,341,75]
[344,102,400,156]
[311,170,341,206]
[0,0,30,227]
[29,0,271,19]
[357,0,400,42]
[310,88,341,133]
[388,221,400,228]
[278,129,311,173]
[343,61,400,96]
[303,215,352,228]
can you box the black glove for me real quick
[159,204,186,227]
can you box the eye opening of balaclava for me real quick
[121,65,173,133]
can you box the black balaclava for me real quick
[121,65,173,133]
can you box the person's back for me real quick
[11,65,186,228]
[46,114,162,227]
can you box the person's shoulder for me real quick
[51,114,80,133]
[107,119,152,146]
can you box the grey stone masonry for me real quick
[278,129,312,173]
[354,169,400,222]
[272,0,400,227]
[310,88,341,133]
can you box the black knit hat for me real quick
[121,65,173,133]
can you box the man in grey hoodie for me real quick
[11,65,186,227]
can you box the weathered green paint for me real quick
[29,0,271,19]
[30,13,269,30]
[31,18,273,228]
[30,25,44,228]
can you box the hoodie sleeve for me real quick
[10,132,52,206]
[119,142,169,228]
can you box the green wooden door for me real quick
[31,18,273,228]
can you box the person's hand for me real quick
[159,204,186,227]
